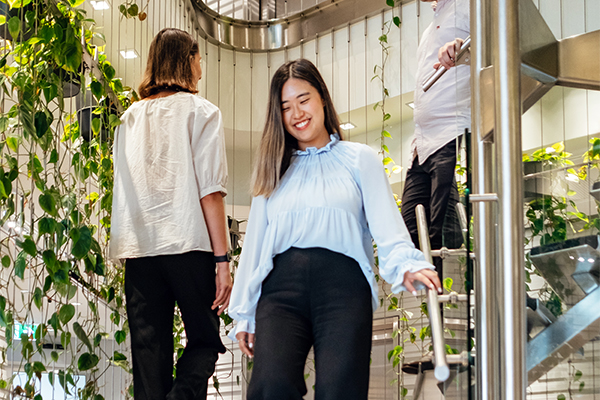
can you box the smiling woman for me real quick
[227,58,441,400]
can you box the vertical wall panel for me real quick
[539,0,562,38]
[561,0,586,37]
[541,87,566,146]
[333,28,349,115]
[400,1,419,96]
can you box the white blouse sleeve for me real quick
[358,146,435,293]
[227,195,269,340]
[191,105,228,199]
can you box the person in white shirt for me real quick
[109,28,232,400]
[228,58,441,400]
[401,0,470,278]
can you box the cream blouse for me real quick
[109,92,227,261]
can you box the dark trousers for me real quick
[401,139,464,279]
[125,251,226,400]
[248,247,373,400]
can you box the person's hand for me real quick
[212,262,232,315]
[403,269,442,296]
[236,331,255,358]
[433,38,464,70]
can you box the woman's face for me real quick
[281,78,330,151]
[191,52,202,83]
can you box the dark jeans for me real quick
[125,251,226,400]
[401,138,464,279]
[248,247,373,400]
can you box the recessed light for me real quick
[90,0,110,10]
[405,101,415,109]
[339,122,356,130]
[120,49,139,59]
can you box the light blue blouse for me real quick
[228,134,434,339]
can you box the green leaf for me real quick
[90,80,104,100]
[382,157,393,165]
[91,117,101,136]
[49,149,59,163]
[59,304,75,325]
[443,277,454,292]
[557,395,566,400]
[382,130,392,138]
[39,192,57,216]
[33,288,43,309]
[71,225,92,259]
[73,322,93,352]
[103,63,115,80]
[77,352,99,371]
[6,136,19,152]
[15,251,27,279]
[386,0,394,6]
[17,237,37,257]
[113,351,127,361]
[382,144,389,153]
[48,313,60,333]
[34,111,50,138]
[0,16,5,25]
[51,351,59,362]
[61,331,71,348]
[39,218,56,236]
[1,256,9,268]
[393,16,401,27]
[43,83,58,104]
[8,16,20,40]
[574,370,583,381]
[114,330,126,344]
[128,3,139,16]
[579,381,585,391]
[383,113,391,121]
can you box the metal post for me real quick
[470,0,501,399]
[492,0,526,398]
[415,204,450,382]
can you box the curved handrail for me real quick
[189,0,404,52]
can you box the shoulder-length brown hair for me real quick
[252,58,343,197]
[138,28,199,99]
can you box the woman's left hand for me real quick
[403,269,442,296]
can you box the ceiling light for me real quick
[339,122,356,130]
[405,101,415,109]
[90,0,110,10]
[120,49,139,59]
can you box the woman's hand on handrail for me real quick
[403,269,442,296]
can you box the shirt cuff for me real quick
[227,319,256,342]
[200,184,228,199]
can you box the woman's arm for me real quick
[200,192,232,315]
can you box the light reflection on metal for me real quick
[190,0,406,52]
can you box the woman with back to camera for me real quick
[228,58,441,400]
[109,28,232,400]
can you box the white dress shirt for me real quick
[228,134,434,339]
[109,92,228,261]
[412,0,470,164]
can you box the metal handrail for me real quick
[415,204,450,382]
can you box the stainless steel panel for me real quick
[558,30,600,90]
[527,287,600,384]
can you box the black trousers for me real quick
[248,247,373,400]
[401,139,464,278]
[125,251,226,400]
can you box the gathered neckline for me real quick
[293,134,340,156]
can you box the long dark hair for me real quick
[138,28,199,99]
[251,59,343,197]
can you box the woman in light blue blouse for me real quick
[228,59,441,399]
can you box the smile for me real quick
[295,120,310,129]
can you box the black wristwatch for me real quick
[214,253,231,263]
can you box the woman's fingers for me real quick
[404,269,443,295]
[236,332,255,357]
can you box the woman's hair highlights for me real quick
[252,59,342,197]
[138,28,199,99]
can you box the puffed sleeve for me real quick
[358,146,435,293]
[227,195,269,340]
[190,104,228,199]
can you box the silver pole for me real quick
[493,0,526,398]
[471,0,500,398]
[415,204,450,382]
